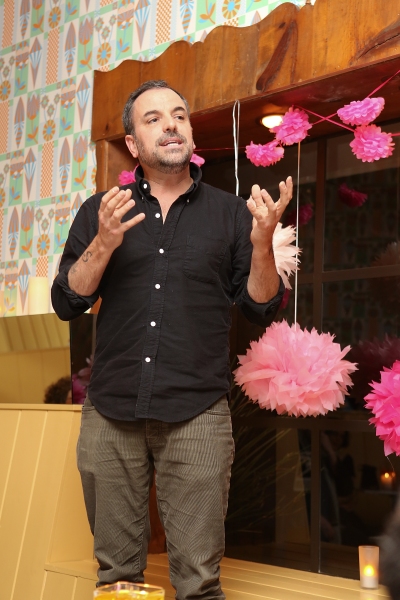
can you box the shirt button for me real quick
[159,248,164,254]
[155,212,161,218]
[155,284,160,289]
[145,357,151,363]
[187,199,189,203]
[150,321,156,327]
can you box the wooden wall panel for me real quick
[0,410,47,600]
[13,412,73,600]
[47,411,94,563]
[73,577,96,600]
[0,410,20,515]
[42,571,76,600]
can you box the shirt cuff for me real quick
[239,277,285,327]
[55,268,98,311]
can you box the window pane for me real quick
[322,277,400,412]
[324,122,400,271]
[225,397,312,571]
[319,427,400,579]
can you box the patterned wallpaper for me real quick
[0,0,304,317]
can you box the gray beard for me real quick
[135,135,193,174]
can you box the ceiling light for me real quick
[261,114,283,129]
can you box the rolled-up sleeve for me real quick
[51,196,101,321]
[231,201,285,328]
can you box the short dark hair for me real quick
[122,80,191,136]
[44,376,71,404]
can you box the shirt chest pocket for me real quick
[183,234,228,284]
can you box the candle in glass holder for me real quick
[359,546,379,589]
[94,582,165,600]
[380,470,395,491]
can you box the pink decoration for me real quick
[270,107,312,146]
[118,167,138,185]
[234,320,357,417]
[190,152,205,166]
[245,140,284,167]
[350,124,394,162]
[286,203,313,227]
[337,97,385,126]
[365,360,400,456]
[338,183,368,207]
[279,288,291,311]
[272,223,301,289]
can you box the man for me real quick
[51,79,292,599]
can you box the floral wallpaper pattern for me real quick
[0,0,303,317]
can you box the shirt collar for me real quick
[135,163,202,199]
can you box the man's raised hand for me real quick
[246,176,293,247]
[98,187,145,251]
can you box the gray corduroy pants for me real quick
[77,395,234,599]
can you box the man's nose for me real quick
[163,116,177,131]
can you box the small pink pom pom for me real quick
[286,203,313,227]
[350,124,394,162]
[118,167,138,185]
[337,97,385,126]
[365,360,400,456]
[190,153,205,166]
[338,183,368,207]
[245,140,284,167]
[234,320,357,417]
[270,107,312,146]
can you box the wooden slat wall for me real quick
[0,404,96,600]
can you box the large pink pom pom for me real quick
[270,108,312,146]
[350,124,395,162]
[337,97,385,126]
[365,360,400,456]
[245,140,284,167]
[338,183,368,207]
[272,223,301,289]
[234,320,357,417]
[190,153,205,166]
[118,167,138,185]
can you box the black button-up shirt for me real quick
[51,164,284,422]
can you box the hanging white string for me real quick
[293,141,301,327]
[233,100,240,196]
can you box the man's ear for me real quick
[125,135,138,158]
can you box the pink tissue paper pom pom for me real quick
[190,153,205,166]
[350,124,395,162]
[234,320,357,417]
[365,360,400,456]
[286,203,313,227]
[338,182,368,207]
[118,167,138,185]
[337,97,385,126]
[272,223,301,289]
[270,107,312,146]
[245,140,284,167]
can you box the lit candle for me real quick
[380,470,395,491]
[359,546,379,589]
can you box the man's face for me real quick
[125,87,194,175]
